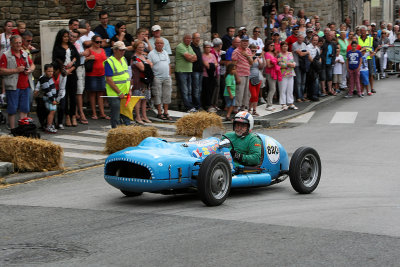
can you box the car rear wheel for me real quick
[120,190,143,197]
[289,147,321,194]
[198,154,232,206]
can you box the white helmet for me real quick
[233,111,254,136]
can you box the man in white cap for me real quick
[149,25,172,55]
[104,41,131,128]
[238,27,247,38]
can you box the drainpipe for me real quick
[150,0,154,27]
[136,0,140,29]
[341,0,344,22]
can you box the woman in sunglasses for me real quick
[85,35,109,120]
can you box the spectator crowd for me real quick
[1,5,400,133]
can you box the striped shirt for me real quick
[232,47,251,76]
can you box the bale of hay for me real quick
[105,125,159,154]
[0,135,63,172]
[176,111,223,137]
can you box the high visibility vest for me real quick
[358,36,373,59]
[104,56,130,96]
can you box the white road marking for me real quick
[63,152,107,160]
[377,112,400,125]
[287,111,315,123]
[330,112,358,124]
[78,130,108,137]
[53,135,105,143]
[52,141,104,152]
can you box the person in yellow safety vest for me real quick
[358,26,376,93]
[104,41,132,128]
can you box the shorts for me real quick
[43,96,57,111]
[332,74,342,84]
[224,96,236,107]
[367,59,374,76]
[85,75,105,92]
[76,65,85,94]
[6,88,31,115]
[319,65,333,82]
[152,77,172,105]
[360,70,370,85]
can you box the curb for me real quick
[254,91,346,127]
[2,160,105,185]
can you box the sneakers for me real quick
[258,98,267,104]
[282,105,288,110]
[187,108,197,113]
[45,125,57,134]
[367,92,373,96]
[58,124,65,130]
[289,105,298,110]
[266,106,275,111]
[207,107,217,113]
[371,89,377,93]
[358,94,364,98]
[344,94,353,98]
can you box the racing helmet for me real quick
[233,111,254,136]
[18,117,34,126]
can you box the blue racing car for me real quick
[104,129,321,206]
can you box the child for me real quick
[11,21,26,36]
[34,64,65,133]
[360,48,371,96]
[345,41,362,98]
[224,63,236,121]
[333,47,344,94]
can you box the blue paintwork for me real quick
[104,134,289,193]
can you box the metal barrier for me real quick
[386,44,400,74]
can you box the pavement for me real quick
[0,88,346,184]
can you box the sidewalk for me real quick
[0,90,344,185]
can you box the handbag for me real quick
[84,59,95,72]
[250,76,260,86]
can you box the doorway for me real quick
[210,0,235,38]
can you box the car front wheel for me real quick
[289,147,321,194]
[198,154,232,206]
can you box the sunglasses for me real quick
[251,50,257,52]
[254,31,261,33]
[26,40,32,42]
[95,41,102,44]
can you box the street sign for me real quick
[85,0,96,10]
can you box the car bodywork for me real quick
[104,134,289,193]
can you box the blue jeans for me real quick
[294,67,306,100]
[191,72,203,109]
[108,97,131,128]
[6,88,31,114]
[176,72,193,110]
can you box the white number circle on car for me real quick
[266,138,280,164]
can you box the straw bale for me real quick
[176,111,223,137]
[0,136,63,172]
[105,126,159,154]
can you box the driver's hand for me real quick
[230,149,243,162]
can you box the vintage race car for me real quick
[104,132,321,206]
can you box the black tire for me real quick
[198,154,232,206]
[120,190,143,197]
[289,147,321,194]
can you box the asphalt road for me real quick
[1,77,400,266]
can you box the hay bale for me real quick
[105,125,159,154]
[176,111,223,137]
[0,136,63,172]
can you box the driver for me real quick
[223,111,262,166]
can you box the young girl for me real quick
[34,64,66,133]
[333,47,344,94]
[360,48,371,96]
[224,63,236,121]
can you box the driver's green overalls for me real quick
[223,132,262,167]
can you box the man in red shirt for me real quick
[285,25,299,52]
[232,35,253,111]
[0,35,35,129]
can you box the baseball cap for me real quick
[306,28,314,33]
[292,25,299,30]
[272,32,280,36]
[113,41,127,50]
[151,25,162,31]
[240,35,249,41]
[239,26,247,31]
[371,22,376,26]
